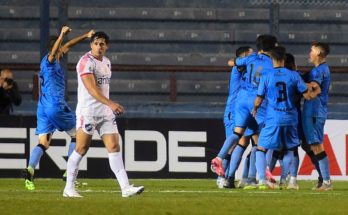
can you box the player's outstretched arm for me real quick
[59,30,95,57]
[81,74,125,115]
[48,26,71,63]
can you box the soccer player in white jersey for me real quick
[63,32,144,198]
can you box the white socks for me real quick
[64,150,83,191]
[108,152,129,190]
[289,176,297,184]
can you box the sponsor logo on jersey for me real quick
[97,76,111,85]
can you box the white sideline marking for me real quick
[2,189,346,196]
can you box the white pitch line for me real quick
[1,189,346,196]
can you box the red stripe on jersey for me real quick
[78,55,91,74]
[80,73,93,77]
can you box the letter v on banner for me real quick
[299,134,342,176]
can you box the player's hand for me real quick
[86,30,95,38]
[228,58,235,67]
[61,26,72,36]
[251,108,257,118]
[109,102,125,116]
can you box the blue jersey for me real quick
[257,67,308,126]
[224,66,242,120]
[303,63,330,118]
[39,55,66,105]
[236,53,273,94]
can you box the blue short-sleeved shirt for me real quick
[39,55,66,106]
[257,67,308,126]
[302,63,330,118]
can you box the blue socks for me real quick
[227,144,246,178]
[242,152,251,179]
[266,149,273,167]
[316,151,330,181]
[248,146,257,180]
[217,133,241,159]
[28,138,76,170]
[281,151,294,181]
[28,144,46,168]
[256,150,267,181]
[222,154,231,177]
[307,150,323,182]
[290,149,299,177]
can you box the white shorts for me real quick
[77,114,118,137]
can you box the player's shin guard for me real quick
[227,144,246,178]
[28,144,46,169]
[248,146,257,181]
[316,151,330,181]
[217,132,242,159]
[65,150,82,191]
[281,150,294,181]
[108,152,130,190]
[255,149,267,182]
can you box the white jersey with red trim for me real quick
[76,51,113,117]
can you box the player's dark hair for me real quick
[90,31,110,44]
[256,34,278,52]
[235,46,252,57]
[270,46,286,62]
[285,53,296,70]
[47,35,59,52]
[312,41,330,57]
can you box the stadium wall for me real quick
[0,116,347,180]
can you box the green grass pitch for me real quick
[0,179,348,214]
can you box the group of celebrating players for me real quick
[211,34,332,191]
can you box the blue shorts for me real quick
[224,120,234,138]
[297,113,305,143]
[36,102,76,135]
[258,124,300,150]
[302,116,326,145]
[234,100,260,134]
[224,112,235,138]
[224,114,255,138]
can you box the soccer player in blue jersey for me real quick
[267,53,301,189]
[302,42,332,190]
[211,35,277,183]
[252,46,315,189]
[218,46,255,188]
[23,26,95,190]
